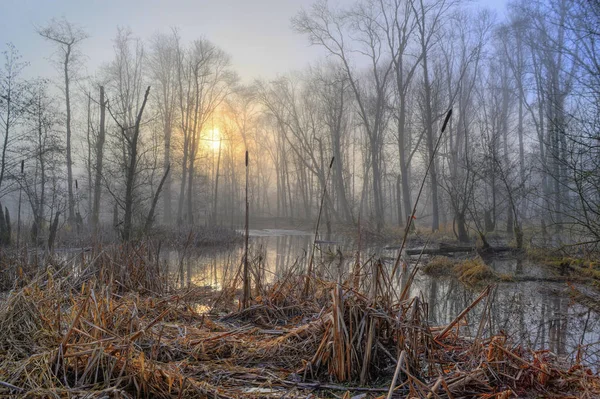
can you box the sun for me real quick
[207,128,222,151]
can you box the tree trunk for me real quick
[144,164,170,233]
[38,93,46,237]
[92,86,106,232]
[242,151,250,309]
[122,86,151,241]
[47,211,60,251]
[0,84,11,192]
[177,136,188,224]
[0,203,8,246]
[398,109,412,228]
[163,116,173,224]
[371,136,384,232]
[186,154,195,225]
[332,85,352,223]
[422,52,439,231]
[456,212,469,243]
[86,92,93,216]
[64,46,75,222]
[211,139,222,225]
[396,174,403,227]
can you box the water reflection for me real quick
[163,231,316,288]
[165,229,600,370]
[407,264,599,370]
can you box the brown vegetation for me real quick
[527,248,600,288]
[0,246,598,398]
[423,256,501,285]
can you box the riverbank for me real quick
[0,244,598,398]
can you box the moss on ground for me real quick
[526,247,600,287]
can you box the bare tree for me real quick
[549,0,600,244]
[0,43,30,194]
[439,9,493,241]
[412,0,458,231]
[37,17,88,223]
[377,0,422,227]
[174,37,235,225]
[293,0,394,231]
[19,80,63,243]
[108,85,151,241]
[511,0,575,238]
[311,64,354,223]
[148,32,178,225]
[220,86,258,224]
[103,28,157,241]
[91,86,106,232]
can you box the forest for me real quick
[0,0,599,397]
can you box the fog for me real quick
[0,0,598,247]
[2,1,600,396]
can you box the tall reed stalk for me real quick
[16,160,24,248]
[303,157,335,297]
[242,150,250,309]
[392,109,453,279]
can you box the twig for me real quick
[0,381,24,393]
[436,285,491,341]
[386,350,406,399]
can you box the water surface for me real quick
[165,229,600,369]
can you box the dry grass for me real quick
[423,256,499,285]
[453,257,498,285]
[527,247,600,288]
[0,245,597,398]
[498,273,515,281]
[422,256,455,275]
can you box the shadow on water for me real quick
[162,229,600,370]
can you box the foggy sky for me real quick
[1,0,507,82]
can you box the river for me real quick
[161,228,600,370]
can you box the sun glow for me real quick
[207,128,222,151]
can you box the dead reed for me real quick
[0,244,598,398]
[424,255,500,285]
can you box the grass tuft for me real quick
[423,256,499,285]
[526,247,600,283]
[422,256,455,275]
[453,257,497,285]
